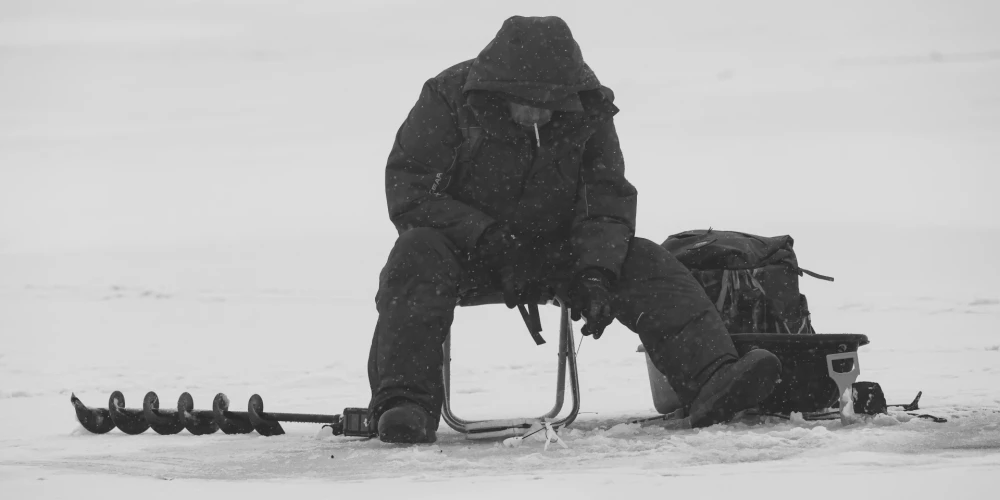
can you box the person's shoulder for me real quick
[432,59,474,81]
[424,59,474,92]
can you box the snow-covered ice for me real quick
[1,0,998,498]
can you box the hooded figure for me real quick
[370,16,781,443]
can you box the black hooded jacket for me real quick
[385,16,637,280]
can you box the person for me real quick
[368,16,781,443]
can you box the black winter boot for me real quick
[377,402,437,444]
[688,349,782,428]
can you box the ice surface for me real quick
[1,0,999,498]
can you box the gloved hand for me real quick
[476,225,538,309]
[568,268,615,339]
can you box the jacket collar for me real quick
[464,89,617,153]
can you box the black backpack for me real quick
[662,229,833,334]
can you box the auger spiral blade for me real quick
[212,393,254,435]
[70,393,116,434]
[142,392,185,435]
[245,394,340,436]
[109,391,150,435]
[177,392,219,435]
[247,394,285,436]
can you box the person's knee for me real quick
[382,228,460,284]
[390,228,457,263]
[632,237,678,262]
[620,237,686,281]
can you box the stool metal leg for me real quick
[441,299,580,437]
[441,333,471,431]
[555,297,580,428]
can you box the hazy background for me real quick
[1,6,999,493]
[2,0,998,365]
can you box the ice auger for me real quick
[70,391,374,437]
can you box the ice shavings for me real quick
[872,414,902,427]
[501,437,523,448]
[604,422,641,437]
[383,445,446,462]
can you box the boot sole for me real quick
[378,422,436,444]
[377,407,437,444]
[689,353,782,428]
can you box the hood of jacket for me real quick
[463,16,601,106]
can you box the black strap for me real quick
[517,303,546,345]
[746,407,947,424]
[797,266,835,282]
[908,413,948,423]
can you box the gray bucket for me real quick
[636,344,683,414]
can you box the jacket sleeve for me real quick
[571,117,637,280]
[385,80,496,252]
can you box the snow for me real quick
[1,0,999,498]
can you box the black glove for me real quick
[476,225,538,309]
[568,268,615,339]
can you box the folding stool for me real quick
[441,295,581,440]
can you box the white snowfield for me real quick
[1,0,998,498]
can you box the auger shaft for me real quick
[253,411,338,424]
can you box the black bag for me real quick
[662,229,833,334]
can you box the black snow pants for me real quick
[367,228,739,427]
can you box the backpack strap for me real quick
[797,267,835,282]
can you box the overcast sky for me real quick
[1,0,998,256]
